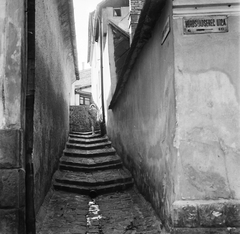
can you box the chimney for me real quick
[129,0,145,44]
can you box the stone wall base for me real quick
[173,227,240,234]
[172,200,240,232]
[0,208,25,234]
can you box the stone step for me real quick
[70,130,101,136]
[69,133,102,139]
[68,136,109,145]
[54,168,133,188]
[54,132,134,197]
[59,155,122,172]
[63,147,116,157]
[53,180,133,196]
[59,162,122,172]
[60,155,122,167]
[66,141,112,150]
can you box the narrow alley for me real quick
[36,131,163,234]
[1,0,240,233]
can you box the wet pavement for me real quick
[37,131,165,234]
[36,187,164,234]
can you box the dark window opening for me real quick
[80,96,90,106]
[113,8,121,17]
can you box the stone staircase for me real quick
[53,131,134,197]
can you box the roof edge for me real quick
[109,0,166,109]
[68,0,80,80]
[108,20,130,38]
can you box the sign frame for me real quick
[183,15,228,35]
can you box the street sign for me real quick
[183,15,228,34]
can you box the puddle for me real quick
[86,199,103,233]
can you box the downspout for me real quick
[25,0,36,233]
[99,14,107,136]
[68,0,80,80]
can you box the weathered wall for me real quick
[34,0,76,212]
[0,0,26,233]
[172,2,240,231]
[107,1,175,228]
[0,1,23,129]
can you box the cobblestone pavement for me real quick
[37,187,165,234]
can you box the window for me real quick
[80,97,84,105]
[80,96,91,106]
[113,8,121,17]
[85,98,90,106]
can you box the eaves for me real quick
[67,0,80,80]
[109,0,166,109]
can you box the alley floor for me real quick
[36,131,165,234]
[36,187,163,234]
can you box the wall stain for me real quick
[2,82,5,112]
[219,138,235,199]
[185,165,231,199]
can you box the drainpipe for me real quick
[25,0,36,233]
[98,15,107,136]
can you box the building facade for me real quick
[71,67,92,106]
[0,0,79,233]
[89,0,240,233]
[88,0,129,117]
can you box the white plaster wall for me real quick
[103,28,111,123]
[173,7,240,200]
[91,40,102,110]
[75,94,80,105]
[0,0,23,129]
[70,82,76,105]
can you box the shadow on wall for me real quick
[70,106,100,132]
